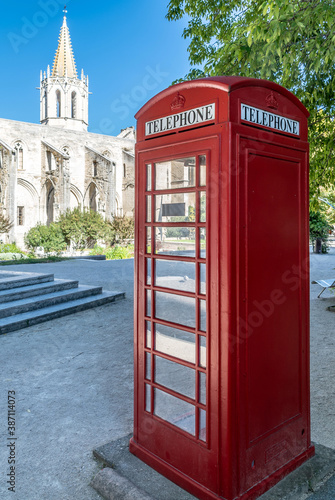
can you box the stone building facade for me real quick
[0,12,135,248]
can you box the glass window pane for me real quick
[155,291,196,328]
[155,193,196,223]
[199,409,206,442]
[199,192,206,222]
[146,164,152,191]
[199,335,207,368]
[199,372,206,405]
[145,352,151,380]
[146,289,151,317]
[200,263,206,295]
[154,388,195,436]
[155,356,195,399]
[145,384,151,412]
[155,227,195,258]
[155,157,196,190]
[146,321,152,348]
[200,299,206,332]
[155,323,196,364]
[146,196,151,222]
[146,258,151,285]
[199,155,206,187]
[200,228,206,259]
[146,227,151,254]
[155,260,195,293]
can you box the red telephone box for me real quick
[130,76,314,500]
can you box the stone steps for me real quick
[0,271,54,290]
[0,270,125,335]
[0,278,79,303]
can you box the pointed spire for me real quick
[52,8,77,78]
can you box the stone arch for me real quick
[56,89,61,117]
[16,179,39,245]
[12,139,28,171]
[70,184,83,210]
[89,184,97,212]
[84,182,99,212]
[17,178,39,200]
[11,138,28,151]
[46,182,55,225]
[115,192,122,216]
[44,91,48,120]
[41,179,55,225]
[71,91,77,119]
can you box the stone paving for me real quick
[309,249,335,451]
[0,259,134,500]
[0,253,334,500]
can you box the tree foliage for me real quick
[25,209,111,253]
[57,207,109,249]
[108,216,135,246]
[309,210,332,253]
[0,212,13,235]
[166,0,335,202]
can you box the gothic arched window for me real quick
[46,181,54,225]
[15,142,23,170]
[71,91,77,119]
[93,161,98,177]
[56,90,61,117]
[89,183,97,212]
[44,91,48,119]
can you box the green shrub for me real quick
[89,244,105,256]
[105,245,133,260]
[24,223,67,255]
[89,243,134,259]
[0,243,24,254]
[0,252,28,260]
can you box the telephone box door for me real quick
[133,135,222,493]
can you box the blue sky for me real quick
[0,0,191,135]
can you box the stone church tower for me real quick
[0,10,135,249]
[40,11,89,131]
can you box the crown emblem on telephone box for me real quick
[171,92,186,111]
[265,91,279,110]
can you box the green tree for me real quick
[309,210,332,253]
[107,216,134,246]
[166,0,335,203]
[58,208,109,250]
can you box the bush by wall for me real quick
[24,223,67,255]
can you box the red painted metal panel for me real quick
[236,135,311,494]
